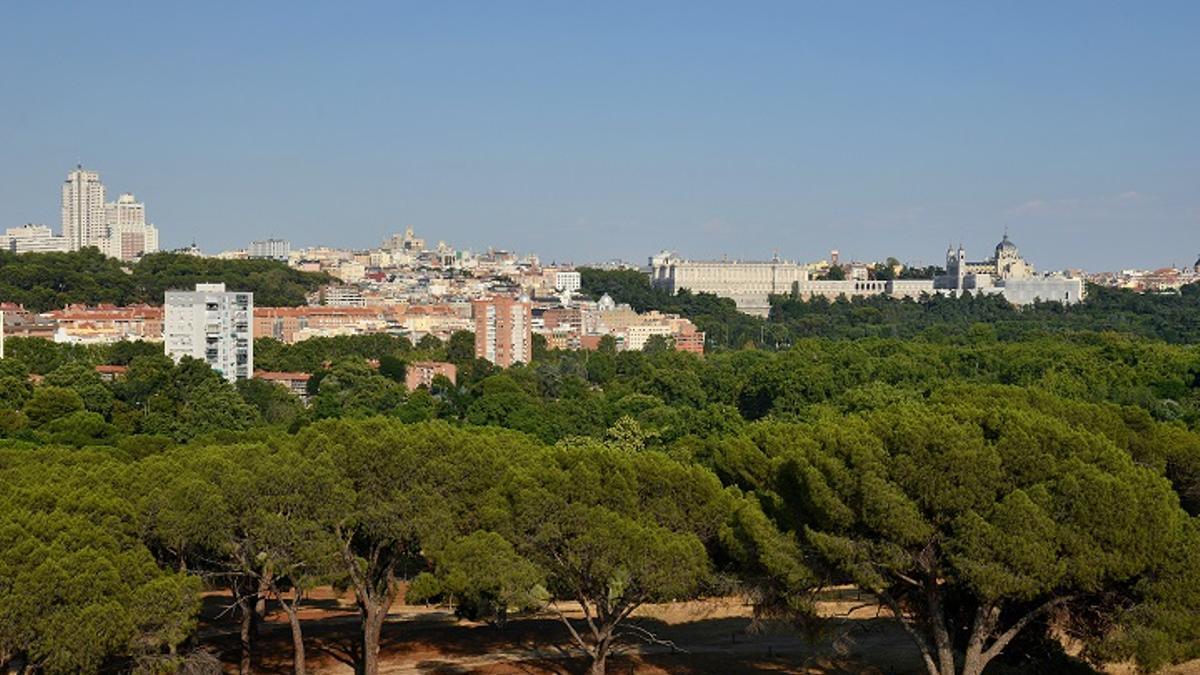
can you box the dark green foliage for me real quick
[715,393,1200,675]
[446,330,476,363]
[0,447,200,672]
[254,334,415,372]
[0,249,333,311]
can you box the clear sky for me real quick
[1,2,1197,271]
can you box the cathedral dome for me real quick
[995,234,1018,257]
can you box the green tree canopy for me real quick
[724,395,1200,675]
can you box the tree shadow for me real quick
[198,604,934,674]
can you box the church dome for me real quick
[995,234,1018,257]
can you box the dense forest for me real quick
[0,249,333,310]
[579,267,1200,346]
[3,325,1200,674]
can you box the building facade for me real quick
[3,225,70,253]
[102,193,159,261]
[649,251,808,316]
[62,166,108,251]
[249,238,291,261]
[935,235,1084,305]
[554,270,582,293]
[60,169,158,260]
[473,296,532,367]
[405,361,457,391]
[164,283,254,382]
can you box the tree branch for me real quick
[880,591,939,675]
[550,602,590,656]
[981,596,1075,664]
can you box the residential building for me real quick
[473,296,532,367]
[94,365,128,382]
[105,192,145,228]
[321,285,367,307]
[249,238,291,261]
[3,224,70,253]
[48,304,163,343]
[163,283,254,382]
[405,361,457,392]
[673,323,706,354]
[253,371,312,401]
[104,221,159,261]
[554,270,582,293]
[101,193,159,261]
[0,304,56,339]
[62,166,108,251]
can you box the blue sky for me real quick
[1,2,1197,270]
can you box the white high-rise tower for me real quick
[103,193,159,260]
[164,283,254,382]
[61,166,108,251]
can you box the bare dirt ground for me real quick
[197,586,1200,674]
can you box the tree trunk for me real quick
[285,604,306,675]
[960,604,996,675]
[362,603,386,675]
[925,579,956,675]
[587,625,615,675]
[239,593,254,675]
[255,572,272,635]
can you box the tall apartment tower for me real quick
[473,296,532,368]
[61,166,108,251]
[105,192,145,227]
[164,283,254,382]
[104,193,159,261]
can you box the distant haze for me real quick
[0,2,1197,271]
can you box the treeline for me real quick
[579,267,1200,346]
[0,248,334,310]
[4,329,1199,443]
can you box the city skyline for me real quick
[1,3,1198,270]
[7,163,1197,274]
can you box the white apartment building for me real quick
[164,283,254,382]
[101,193,159,261]
[62,166,108,251]
[621,323,675,351]
[3,224,70,253]
[554,270,582,294]
[321,285,366,307]
[249,238,291,261]
[106,193,145,227]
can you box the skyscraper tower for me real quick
[61,166,108,251]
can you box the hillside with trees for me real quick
[0,249,334,311]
